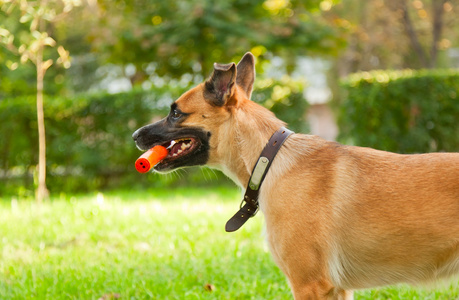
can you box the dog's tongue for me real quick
[169,145,180,155]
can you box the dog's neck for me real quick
[216,99,286,188]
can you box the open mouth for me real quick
[153,137,202,171]
[163,138,199,160]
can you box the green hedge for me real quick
[338,69,459,153]
[0,77,308,197]
[0,88,173,197]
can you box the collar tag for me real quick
[248,156,269,190]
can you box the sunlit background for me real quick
[0,1,459,298]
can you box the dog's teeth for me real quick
[167,141,176,149]
[177,149,183,154]
[173,153,178,157]
[181,144,186,150]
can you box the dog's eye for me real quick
[172,109,182,120]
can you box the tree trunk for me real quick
[400,0,429,68]
[430,0,447,68]
[398,0,447,69]
[36,45,49,203]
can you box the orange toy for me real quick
[135,145,168,173]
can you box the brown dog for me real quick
[132,52,459,299]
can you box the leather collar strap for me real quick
[225,127,294,232]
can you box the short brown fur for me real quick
[133,53,459,299]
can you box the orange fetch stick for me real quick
[135,145,168,173]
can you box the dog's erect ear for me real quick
[204,62,237,106]
[236,52,255,99]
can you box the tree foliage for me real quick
[86,0,346,83]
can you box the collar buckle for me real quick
[240,197,259,215]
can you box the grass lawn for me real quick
[0,187,458,299]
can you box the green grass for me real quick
[0,187,458,299]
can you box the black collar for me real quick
[225,127,294,232]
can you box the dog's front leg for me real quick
[267,234,353,300]
[265,219,353,300]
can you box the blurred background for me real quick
[1,0,459,199]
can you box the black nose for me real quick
[132,128,140,141]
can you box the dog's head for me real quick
[132,52,256,173]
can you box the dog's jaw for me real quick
[154,136,208,172]
[133,122,211,173]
